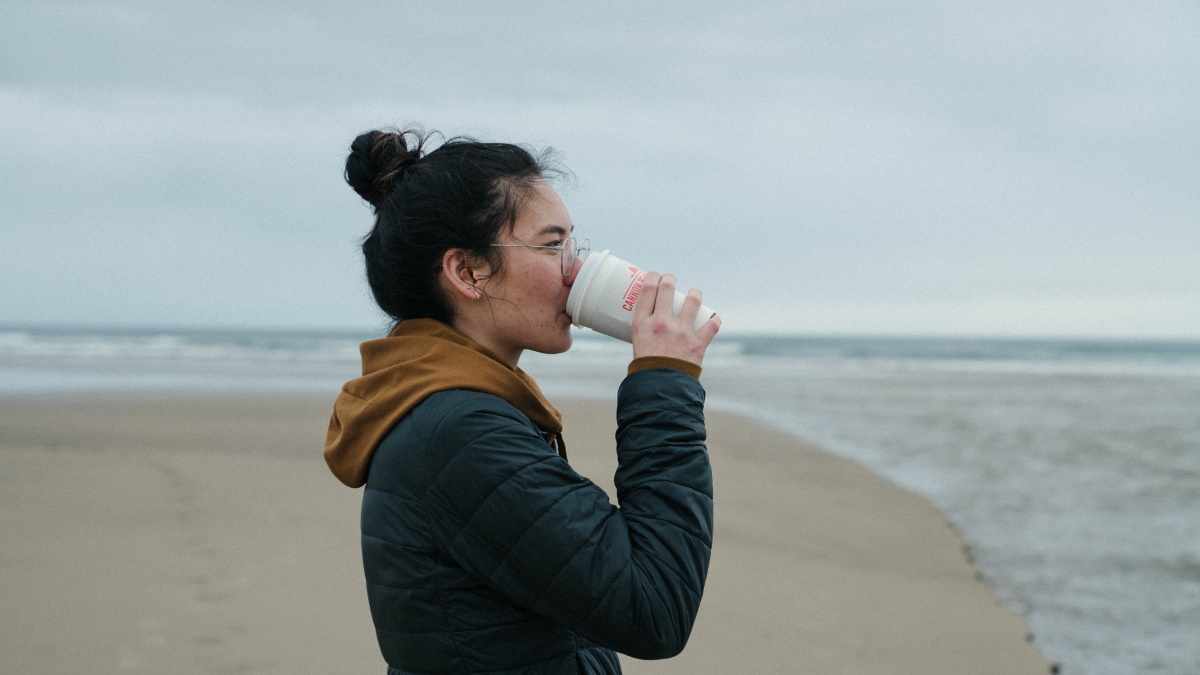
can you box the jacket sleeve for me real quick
[421,368,712,660]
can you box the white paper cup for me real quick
[566,250,715,343]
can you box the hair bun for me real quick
[345,129,424,209]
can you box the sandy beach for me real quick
[0,391,1053,674]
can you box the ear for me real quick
[441,249,487,301]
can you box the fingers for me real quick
[655,273,676,317]
[637,275,707,331]
[678,287,702,325]
[634,271,660,320]
[633,271,716,335]
[698,313,721,342]
[629,271,720,365]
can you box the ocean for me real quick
[3,326,1198,674]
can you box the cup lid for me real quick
[566,249,612,325]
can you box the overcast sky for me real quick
[3,1,1197,337]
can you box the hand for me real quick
[631,272,721,367]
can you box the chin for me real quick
[549,332,574,355]
[535,328,573,355]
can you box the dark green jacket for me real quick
[361,367,713,674]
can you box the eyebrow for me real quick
[533,224,571,238]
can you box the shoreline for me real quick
[0,391,1053,673]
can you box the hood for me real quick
[324,318,564,487]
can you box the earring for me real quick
[471,285,482,302]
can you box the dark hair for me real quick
[344,126,564,325]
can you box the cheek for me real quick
[500,259,564,308]
[529,265,563,297]
[504,264,557,303]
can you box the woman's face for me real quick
[478,180,580,361]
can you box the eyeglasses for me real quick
[490,236,590,276]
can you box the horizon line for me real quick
[3,322,1199,344]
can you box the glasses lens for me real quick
[562,237,576,276]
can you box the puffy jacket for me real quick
[361,367,713,674]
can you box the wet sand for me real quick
[0,392,1052,673]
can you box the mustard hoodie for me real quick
[323,319,565,488]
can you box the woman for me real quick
[324,127,721,674]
